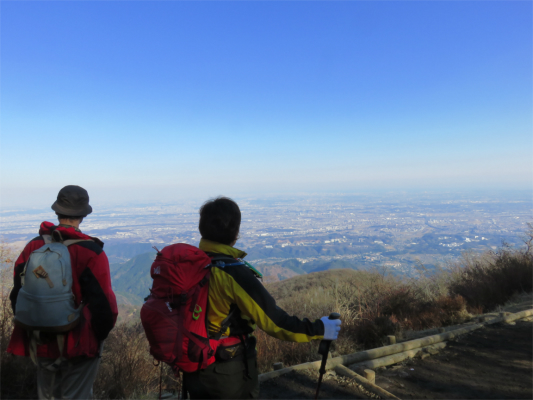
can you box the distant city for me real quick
[1,191,531,279]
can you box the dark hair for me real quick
[199,197,241,245]
[56,213,85,222]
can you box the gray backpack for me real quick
[15,233,91,369]
[15,234,86,332]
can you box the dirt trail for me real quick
[260,368,370,399]
[376,320,532,399]
[260,319,532,399]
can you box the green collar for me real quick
[199,238,247,259]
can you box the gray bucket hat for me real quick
[51,185,93,217]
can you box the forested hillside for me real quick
[110,252,156,305]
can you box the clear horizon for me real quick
[1,188,531,214]
[1,1,531,209]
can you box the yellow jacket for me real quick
[199,239,324,342]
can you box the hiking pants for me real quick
[36,355,101,399]
[183,354,259,399]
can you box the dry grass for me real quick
[1,242,38,400]
[94,321,182,399]
[256,267,472,369]
[448,244,532,313]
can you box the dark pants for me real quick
[183,355,259,399]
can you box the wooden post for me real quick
[387,335,396,345]
[272,362,284,370]
[363,369,375,384]
[500,312,510,318]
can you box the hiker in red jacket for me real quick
[7,185,118,399]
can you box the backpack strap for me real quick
[173,294,187,362]
[47,229,93,247]
[62,239,91,247]
[175,294,213,369]
[211,308,236,341]
[206,257,244,340]
[52,230,64,243]
[210,255,263,279]
[210,254,246,269]
[182,266,234,342]
[42,235,53,244]
[238,334,251,380]
[28,330,40,366]
[28,331,68,372]
[188,272,210,314]
[20,259,29,287]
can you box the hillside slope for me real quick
[110,252,155,304]
[109,251,363,304]
[265,268,361,301]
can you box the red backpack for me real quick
[140,243,239,373]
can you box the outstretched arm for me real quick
[215,266,325,342]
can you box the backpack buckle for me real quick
[192,304,202,320]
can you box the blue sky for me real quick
[1,1,531,208]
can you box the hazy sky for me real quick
[1,1,531,209]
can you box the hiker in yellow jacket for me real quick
[183,197,342,399]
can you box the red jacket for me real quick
[7,222,118,359]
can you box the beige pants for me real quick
[36,355,101,400]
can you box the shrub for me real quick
[449,242,532,312]
[257,262,478,365]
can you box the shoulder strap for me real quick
[44,231,93,247]
[209,255,263,279]
[209,255,246,269]
[63,239,92,247]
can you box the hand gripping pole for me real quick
[314,312,340,400]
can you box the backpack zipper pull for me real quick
[33,266,54,288]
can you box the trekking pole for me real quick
[314,312,340,400]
